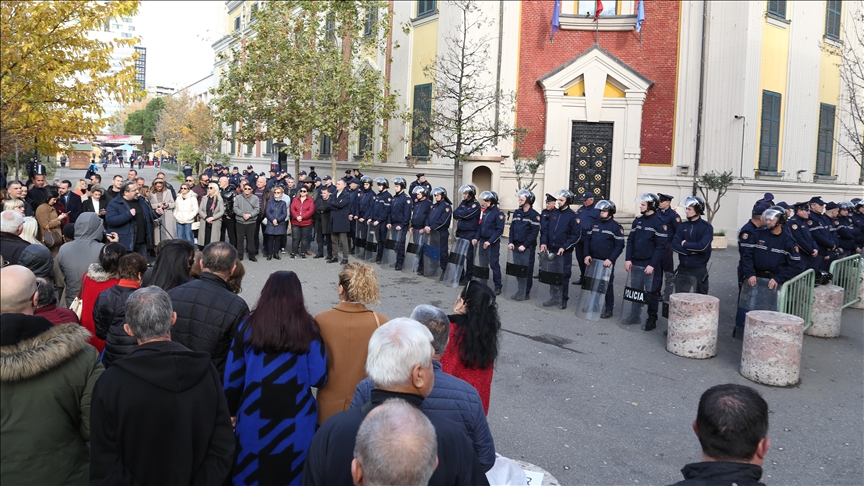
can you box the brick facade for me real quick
[516,1,680,165]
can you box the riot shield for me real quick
[441,238,471,288]
[537,252,565,309]
[662,273,698,318]
[364,223,379,262]
[503,249,533,302]
[575,259,613,321]
[473,243,492,288]
[619,265,651,330]
[382,227,404,267]
[737,277,779,313]
[422,231,444,279]
[354,222,367,259]
[404,229,426,275]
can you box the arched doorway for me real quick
[471,165,492,193]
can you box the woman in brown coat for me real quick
[314,262,388,424]
[34,188,66,256]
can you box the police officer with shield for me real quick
[787,201,819,272]
[454,185,481,284]
[410,186,432,273]
[370,177,393,263]
[582,200,625,318]
[657,193,680,300]
[508,190,541,300]
[624,193,668,331]
[473,191,505,294]
[836,202,861,255]
[808,196,837,271]
[539,189,581,309]
[573,194,599,285]
[423,187,452,277]
[387,177,412,270]
[671,196,713,294]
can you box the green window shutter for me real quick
[758,91,782,172]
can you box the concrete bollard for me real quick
[740,310,805,387]
[851,266,864,310]
[666,293,720,359]
[805,284,844,338]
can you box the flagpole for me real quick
[595,15,599,45]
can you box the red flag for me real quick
[594,0,604,21]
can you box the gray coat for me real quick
[197,196,224,244]
[233,194,259,225]
[56,213,106,306]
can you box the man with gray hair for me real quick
[0,209,31,264]
[303,318,489,486]
[352,399,438,486]
[89,286,235,485]
[352,305,496,471]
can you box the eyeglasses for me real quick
[243,188,253,192]
[299,190,307,193]
[180,187,189,191]
[186,179,193,182]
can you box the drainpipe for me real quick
[692,0,708,196]
[494,0,504,144]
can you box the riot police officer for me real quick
[355,176,376,254]
[851,199,864,251]
[424,187,452,277]
[370,177,393,263]
[508,190,541,300]
[737,203,767,281]
[454,184,481,284]
[624,193,668,331]
[808,196,836,270]
[346,178,360,252]
[657,193,680,299]
[582,200,625,318]
[539,189,580,309]
[573,194,599,285]
[411,186,432,273]
[671,196,713,294]
[740,206,804,292]
[388,177,412,271]
[836,202,861,254]
[473,191,505,294]
[788,201,819,272]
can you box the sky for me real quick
[135,0,221,88]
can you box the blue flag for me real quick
[551,0,561,42]
[636,0,645,33]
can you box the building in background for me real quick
[145,84,176,97]
[134,46,146,90]
[173,73,214,104]
[90,14,142,123]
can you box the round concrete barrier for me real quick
[806,284,844,338]
[740,310,805,387]
[666,293,719,359]
[850,266,864,310]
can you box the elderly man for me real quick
[352,399,438,486]
[1,265,103,485]
[352,305,496,471]
[105,181,156,255]
[89,287,234,485]
[303,318,489,486]
[0,210,31,264]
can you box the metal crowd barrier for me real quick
[829,254,863,309]
[778,269,815,330]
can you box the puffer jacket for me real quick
[93,281,140,368]
[174,193,199,224]
[0,318,104,485]
[167,272,249,380]
[18,243,54,279]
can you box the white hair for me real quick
[0,210,24,233]
[366,318,434,389]
[20,217,39,244]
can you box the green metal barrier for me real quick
[779,269,815,330]
[829,254,863,309]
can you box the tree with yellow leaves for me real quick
[0,1,144,158]
[155,92,223,173]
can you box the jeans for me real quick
[292,225,311,255]
[176,222,194,243]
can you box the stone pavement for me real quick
[55,163,864,485]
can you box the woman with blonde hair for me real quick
[174,182,198,244]
[314,262,388,425]
[197,182,224,249]
[148,178,176,245]
[74,179,89,197]
[20,217,40,244]
[4,199,25,215]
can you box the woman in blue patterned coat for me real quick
[223,271,328,486]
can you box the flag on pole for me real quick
[551,0,561,42]
[636,0,646,32]
[594,0,604,21]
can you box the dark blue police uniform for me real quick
[737,220,760,281]
[474,205,505,289]
[583,217,625,311]
[574,202,599,281]
[425,200,452,272]
[788,215,818,272]
[741,227,804,284]
[371,190,393,260]
[509,207,541,296]
[671,217,713,294]
[625,212,668,318]
[389,191,412,266]
[454,198,481,280]
[807,211,835,270]
[540,206,580,303]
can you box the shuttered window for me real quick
[825,0,841,39]
[412,83,432,157]
[815,103,836,176]
[417,0,436,17]
[758,90,782,172]
[767,0,786,19]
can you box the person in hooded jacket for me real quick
[89,286,235,485]
[94,253,148,368]
[57,212,119,307]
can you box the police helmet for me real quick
[636,193,660,213]
[681,196,706,216]
[839,201,854,211]
[374,177,389,189]
[431,187,447,199]
[392,177,407,190]
[516,189,535,206]
[460,184,476,198]
[762,206,788,226]
[360,175,373,185]
[855,199,864,212]
[851,197,862,206]
[479,191,498,205]
[595,200,616,218]
[553,189,574,206]
[412,185,429,198]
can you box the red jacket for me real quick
[35,304,81,326]
[290,196,315,227]
[78,264,120,354]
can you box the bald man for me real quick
[0,265,39,315]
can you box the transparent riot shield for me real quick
[441,238,471,288]
[364,223,379,262]
[662,273,698,318]
[354,222,367,259]
[473,244,492,288]
[404,229,427,275]
[575,259,613,321]
[382,227,404,268]
[503,248,533,302]
[619,265,652,330]
[737,277,779,313]
[537,252,565,309]
[422,231,444,279]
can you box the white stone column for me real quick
[740,311,805,387]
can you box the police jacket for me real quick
[475,205,505,244]
[244,171,258,187]
[412,198,432,228]
[509,207,541,248]
[741,227,803,284]
[454,199,481,236]
[658,207,681,248]
[834,216,859,251]
[807,212,836,253]
[408,180,432,195]
[426,200,452,231]
[671,217,713,268]
[625,212,667,268]
[220,185,236,219]
[852,213,864,246]
[737,220,761,280]
[389,191,412,227]
[583,217,625,261]
[540,206,580,251]
[575,203,599,238]
[358,189,376,220]
[370,190,392,224]
[349,188,363,217]
[787,215,816,255]
[540,209,553,238]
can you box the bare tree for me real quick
[827,6,864,177]
[513,145,547,192]
[417,0,524,197]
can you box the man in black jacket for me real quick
[89,286,235,485]
[302,318,489,486]
[0,210,32,264]
[168,242,249,379]
[670,384,769,486]
[327,179,351,264]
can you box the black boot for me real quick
[642,316,657,331]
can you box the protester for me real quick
[314,262,388,425]
[105,181,155,256]
[174,182,199,244]
[0,265,103,485]
[235,182,260,261]
[35,188,65,256]
[143,239,195,291]
[169,242,249,379]
[149,178,176,246]
[76,243,126,354]
[33,277,79,325]
[89,287,235,485]
[57,213,117,306]
[94,253,148,368]
[223,271,328,485]
[441,280,501,414]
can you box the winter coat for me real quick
[149,189,176,246]
[78,264,120,354]
[0,318,103,485]
[35,202,62,242]
[670,461,765,486]
[60,192,84,223]
[198,195,225,244]
[89,340,235,486]
[327,189,351,234]
[315,197,332,234]
[93,280,141,368]
[34,304,80,326]
[264,197,288,235]
[290,196,315,227]
[233,193,260,225]
[0,231,31,265]
[174,192,199,224]
[17,243,54,279]
[168,272,250,379]
[57,213,108,306]
[105,195,155,252]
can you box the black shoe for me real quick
[350,249,356,255]
[494,286,502,296]
[266,255,272,261]
[326,257,338,263]
[458,277,469,286]
[314,254,324,259]
[663,330,668,336]
[558,302,568,310]
[732,327,744,340]
[248,255,257,262]
[341,259,348,265]
[290,254,296,260]
[417,270,424,276]
[439,273,446,282]
[642,316,657,331]
[301,254,306,259]
[394,264,402,271]
[375,258,382,264]
[512,293,525,301]
[600,309,613,319]
[273,254,281,260]
[238,255,243,261]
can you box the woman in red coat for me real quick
[441,280,501,414]
[289,187,315,259]
[78,242,126,353]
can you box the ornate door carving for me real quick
[570,122,613,200]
